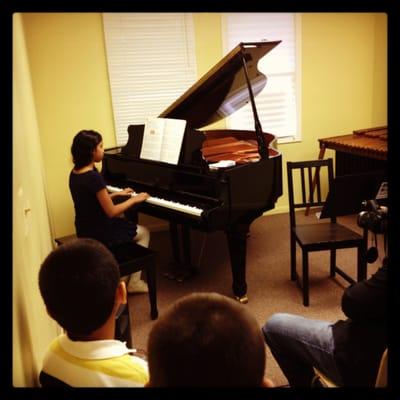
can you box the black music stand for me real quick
[320,171,386,219]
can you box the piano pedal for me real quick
[174,268,197,282]
[162,264,197,282]
[163,269,177,280]
[234,294,249,304]
[162,261,182,280]
[162,260,180,279]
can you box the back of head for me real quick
[39,238,120,336]
[147,292,265,387]
[71,130,102,169]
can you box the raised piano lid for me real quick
[159,41,281,129]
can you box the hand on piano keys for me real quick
[111,186,135,197]
[106,185,204,217]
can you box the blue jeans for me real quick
[262,313,344,387]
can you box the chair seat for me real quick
[294,223,363,250]
[312,367,338,387]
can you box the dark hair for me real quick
[39,238,120,336]
[147,292,266,387]
[71,130,102,169]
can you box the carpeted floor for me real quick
[128,211,383,387]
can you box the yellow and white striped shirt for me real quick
[41,334,149,387]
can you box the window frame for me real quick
[221,13,302,144]
[102,12,197,147]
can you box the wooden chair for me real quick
[287,159,367,306]
[54,235,158,344]
[312,348,388,387]
[375,347,388,387]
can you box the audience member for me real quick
[38,238,148,387]
[262,257,387,387]
[147,292,274,387]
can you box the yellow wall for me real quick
[13,13,60,387]
[21,12,387,235]
[193,13,225,131]
[275,12,387,212]
[193,13,223,78]
[22,13,116,237]
[372,13,387,123]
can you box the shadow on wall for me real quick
[14,293,39,387]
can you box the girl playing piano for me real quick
[69,129,150,293]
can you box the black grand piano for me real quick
[102,41,283,303]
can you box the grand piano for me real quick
[102,41,283,303]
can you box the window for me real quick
[222,13,301,142]
[102,13,197,146]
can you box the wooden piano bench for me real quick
[54,234,158,321]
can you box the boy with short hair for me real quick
[38,238,148,387]
[147,292,274,387]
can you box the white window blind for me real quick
[102,13,197,146]
[222,13,301,142]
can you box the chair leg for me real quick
[302,251,309,307]
[146,260,158,320]
[290,233,296,281]
[330,249,336,277]
[115,303,132,348]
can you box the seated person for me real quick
[69,129,150,294]
[38,238,148,387]
[146,292,274,387]
[262,257,387,387]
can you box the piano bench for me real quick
[54,234,158,321]
[54,234,78,246]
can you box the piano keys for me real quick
[102,42,283,303]
[107,185,204,217]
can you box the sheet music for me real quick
[159,118,186,164]
[140,117,186,165]
[140,118,165,162]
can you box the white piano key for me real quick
[106,185,203,217]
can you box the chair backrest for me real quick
[287,158,335,227]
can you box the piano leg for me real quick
[176,224,197,281]
[169,222,181,265]
[163,222,196,282]
[226,224,249,304]
[182,225,193,270]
